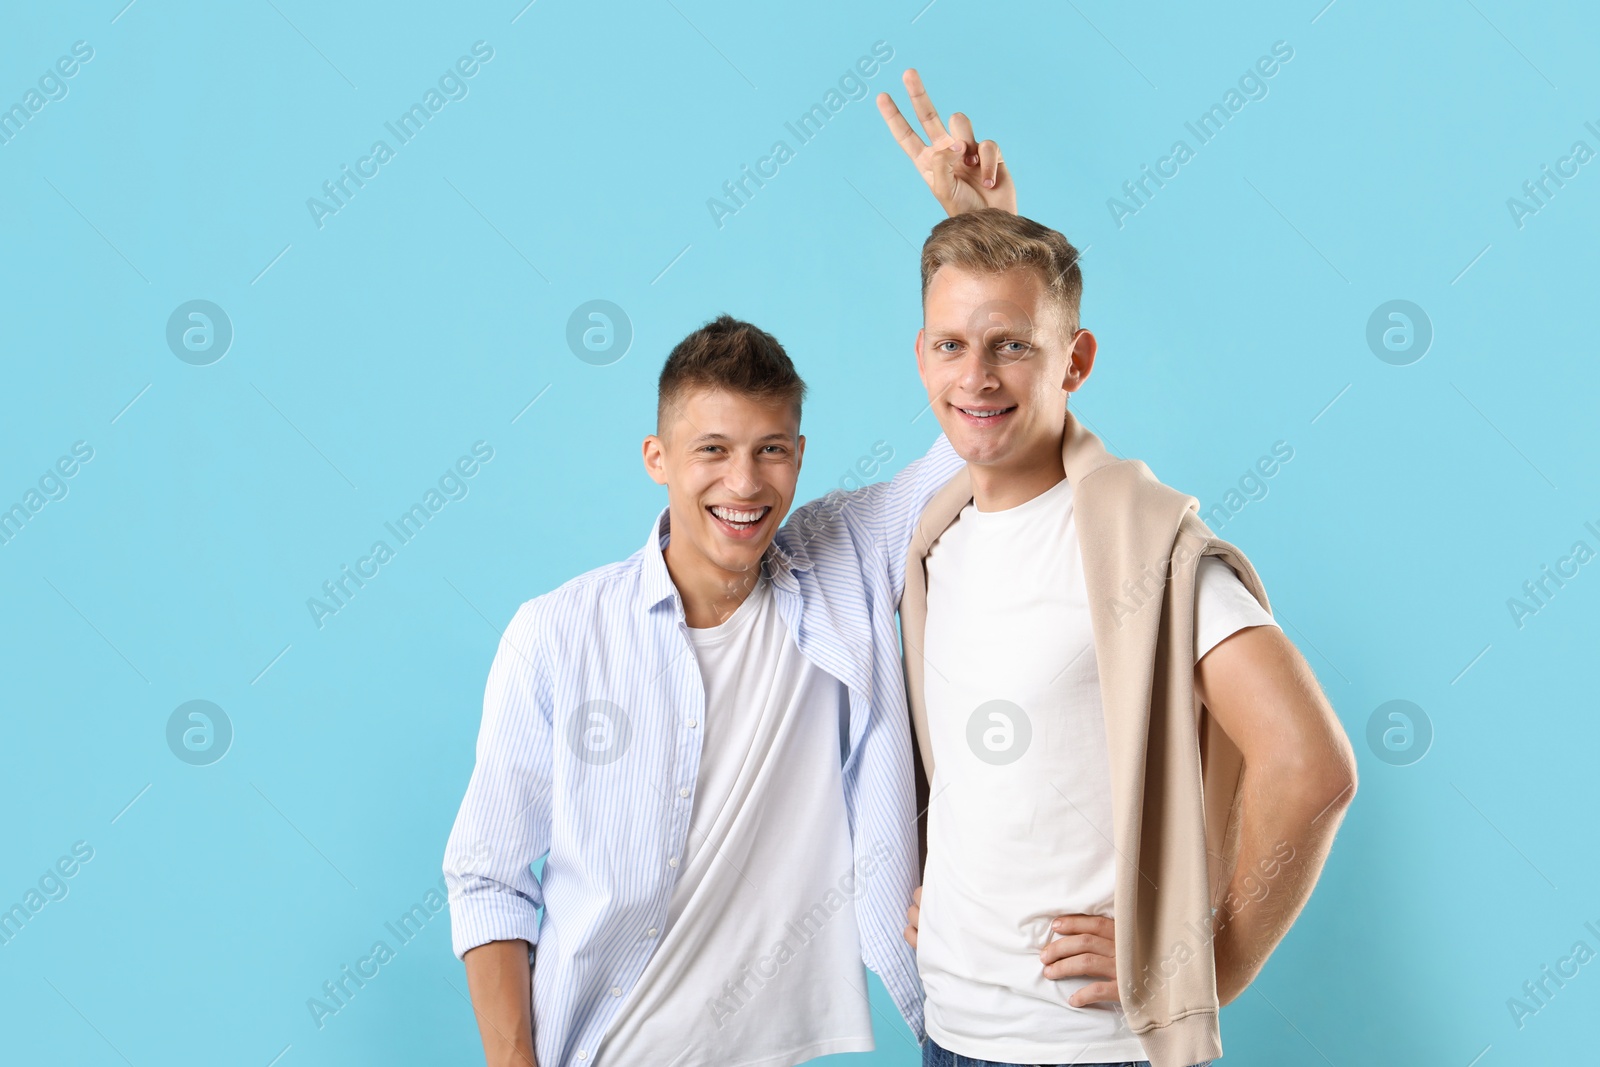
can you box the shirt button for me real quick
[677,787,690,798]
[611,986,622,997]
[668,856,678,868]
[576,1052,587,1061]
[687,719,698,728]
[648,927,658,937]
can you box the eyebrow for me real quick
[687,432,796,445]
[926,324,1036,338]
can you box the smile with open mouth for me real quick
[707,504,772,538]
[953,403,1018,423]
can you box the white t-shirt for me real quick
[597,576,875,1067]
[917,475,1276,1064]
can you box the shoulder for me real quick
[1080,454,1198,527]
[778,480,884,557]
[1173,501,1273,611]
[508,551,645,641]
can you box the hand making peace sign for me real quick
[876,68,1018,217]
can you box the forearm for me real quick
[464,939,537,1067]
[1211,759,1354,1003]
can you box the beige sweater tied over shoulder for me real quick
[900,409,1273,1067]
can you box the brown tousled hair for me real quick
[657,314,807,432]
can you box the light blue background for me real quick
[3,1,1597,1064]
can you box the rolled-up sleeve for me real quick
[443,601,554,958]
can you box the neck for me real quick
[969,425,1068,512]
[662,539,764,628]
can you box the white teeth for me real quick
[959,407,1007,418]
[711,505,768,524]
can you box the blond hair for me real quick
[920,209,1084,333]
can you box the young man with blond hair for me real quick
[876,88,1358,1067]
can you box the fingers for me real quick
[1041,915,1117,986]
[1052,914,1114,940]
[903,884,922,949]
[1043,950,1116,983]
[882,71,1008,214]
[977,139,1003,188]
[948,112,979,167]
[876,91,927,162]
[990,160,1011,197]
[1068,980,1121,1007]
[930,133,968,170]
[902,68,949,144]
[1039,932,1114,967]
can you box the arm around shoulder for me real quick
[787,433,962,589]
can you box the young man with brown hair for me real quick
[876,92,1359,1067]
[442,308,969,1067]
[443,69,1029,1065]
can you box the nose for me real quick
[956,345,997,394]
[725,454,763,499]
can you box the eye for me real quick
[761,444,789,455]
[935,340,961,354]
[999,340,1029,353]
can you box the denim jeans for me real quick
[921,1036,1213,1067]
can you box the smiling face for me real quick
[917,264,1096,507]
[643,387,804,615]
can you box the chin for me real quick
[716,554,766,586]
[949,431,1011,465]
[708,538,768,572]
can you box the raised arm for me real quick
[781,73,1019,592]
[876,68,1018,216]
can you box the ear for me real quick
[642,434,668,486]
[795,433,806,472]
[1063,328,1098,395]
[914,327,929,383]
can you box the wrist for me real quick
[487,1048,537,1067]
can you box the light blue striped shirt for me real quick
[443,434,962,1067]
